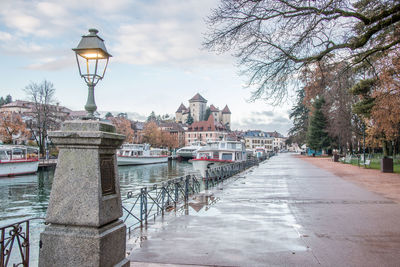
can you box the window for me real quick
[221,153,232,160]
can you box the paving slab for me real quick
[128,154,400,267]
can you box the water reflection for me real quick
[119,160,193,197]
[0,171,53,226]
[0,160,193,226]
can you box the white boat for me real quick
[176,141,205,160]
[254,147,266,158]
[0,145,39,177]
[191,141,247,177]
[117,144,168,166]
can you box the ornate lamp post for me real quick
[39,29,128,267]
[73,28,111,119]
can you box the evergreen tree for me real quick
[288,88,309,145]
[350,79,376,119]
[307,97,330,151]
[105,112,113,118]
[0,97,5,107]
[147,111,156,122]
[204,107,211,121]
[5,95,12,104]
[186,111,194,125]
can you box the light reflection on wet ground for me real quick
[130,154,400,267]
[129,156,312,266]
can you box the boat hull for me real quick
[0,160,39,177]
[176,151,195,159]
[117,156,168,166]
[191,159,232,177]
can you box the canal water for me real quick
[0,160,193,265]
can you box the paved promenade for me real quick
[129,154,400,267]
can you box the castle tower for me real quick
[189,93,207,122]
[209,104,220,123]
[222,105,231,129]
[175,103,188,123]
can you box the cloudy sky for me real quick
[0,0,293,135]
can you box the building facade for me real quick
[159,122,186,148]
[267,131,287,151]
[185,114,228,145]
[243,130,274,151]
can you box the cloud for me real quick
[24,56,75,71]
[0,31,12,41]
[251,110,274,117]
[0,0,229,71]
[232,114,292,135]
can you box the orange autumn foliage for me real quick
[109,117,134,143]
[370,47,400,141]
[0,112,29,143]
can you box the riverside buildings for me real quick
[244,130,274,151]
[243,130,287,152]
[175,93,231,146]
[185,114,228,145]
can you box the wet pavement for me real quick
[128,154,400,267]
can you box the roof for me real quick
[244,130,272,138]
[1,100,32,108]
[209,104,219,112]
[176,103,187,113]
[222,105,231,114]
[159,122,185,132]
[187,114,227,132]
[68,110,87,118]
[189,93,207,103]
[266,131,285,138]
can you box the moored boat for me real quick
[254,147,267,158]
[191,141,246,177]
[176,141,205,160]
[117,144,168,166]
[0,145,39,177]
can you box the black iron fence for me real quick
[0,218,45,267]
[122,157,265,234]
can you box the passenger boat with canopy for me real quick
[176,141,205,160]
[0,145,39,177]
[117,144,168,166]
[191,141,246,177]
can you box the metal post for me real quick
[1,225,4,267]
[161,183,165,215]
[174,181,179,205]
[185,175,189,202]
[140,188,148,225]
[363,123,366,165]
[84,83,97,118]
[205,170,209,190]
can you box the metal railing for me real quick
[122,157,265,235]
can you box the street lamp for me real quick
[73,28,112,119]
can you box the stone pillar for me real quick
[39,121,129,267]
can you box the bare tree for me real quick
[24,80,57,155]
[204,0,400,103]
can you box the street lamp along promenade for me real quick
[72,28,112,119]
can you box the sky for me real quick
[0,0,293,135]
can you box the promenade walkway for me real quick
[129,154,400,267]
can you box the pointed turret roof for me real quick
[176,103,187,113]
[222,105,231,114]
[209,104,219,112]
[189,93,207,103]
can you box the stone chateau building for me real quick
[175,93,231,128]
